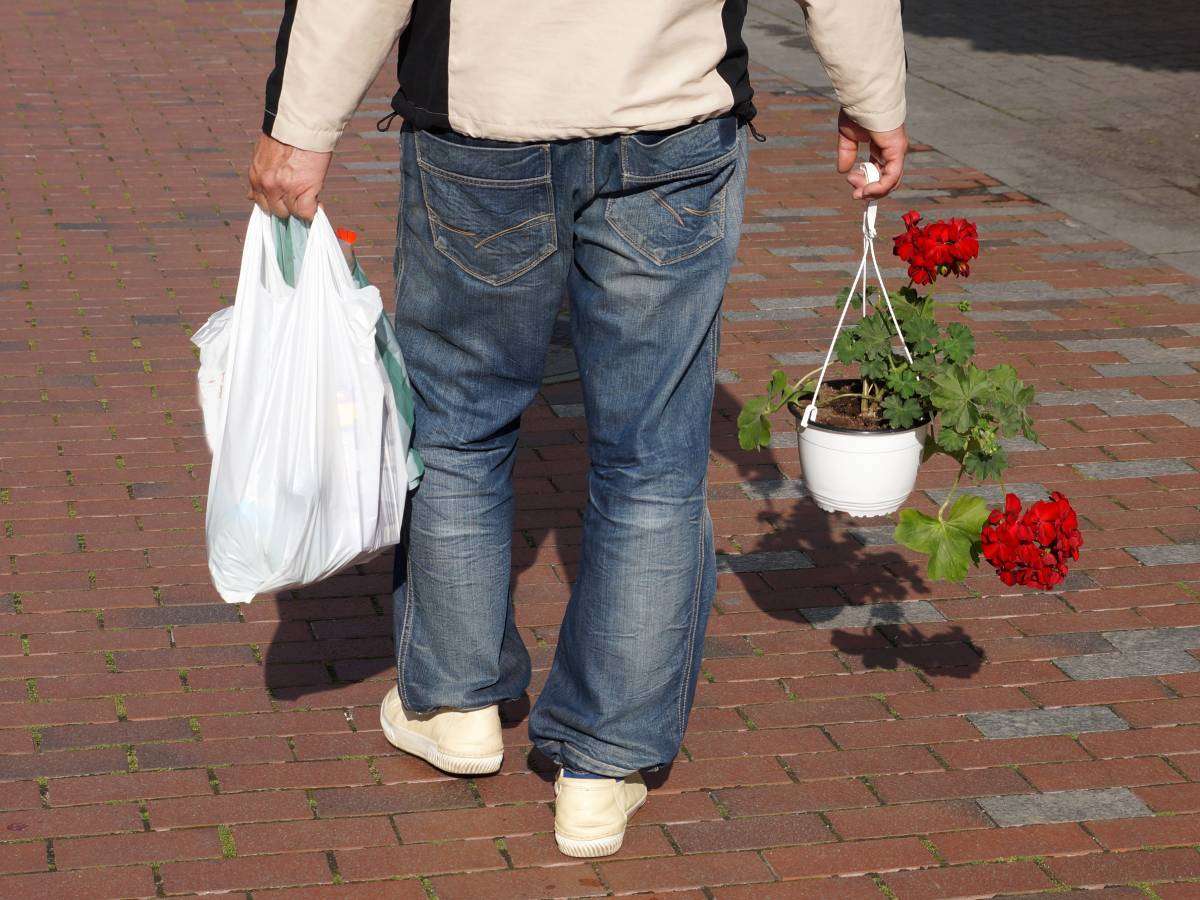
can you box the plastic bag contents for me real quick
[192,207,421,603]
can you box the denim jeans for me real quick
[391,115,747,777]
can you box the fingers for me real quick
[861,150,903,199]
[836,113,909,199]
[290,187,319,222]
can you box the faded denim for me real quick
[391,116,747,776]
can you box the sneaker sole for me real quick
[554,794,647,858]
[379,708,503,776]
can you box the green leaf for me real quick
[903,316,939,355]
[964,446,1007,481]
[881,394,924,429]
[938,322,976,365]
[885,366,920,399]
[737,397,773,451]
[768,369,788,402]
[944,493,990,538]
[894,494,989,582]
[857,315,895,359]
[930,364,989,433]
[835,330,860,365]
[861,356,890,381]
[935,426,967,454]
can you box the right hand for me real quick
[835,109,908,200]
[247,134,332,221]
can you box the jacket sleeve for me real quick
[263,0,414,152]
[795,0,907,132]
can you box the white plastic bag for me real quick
[193,206,413,603]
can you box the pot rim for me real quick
[786,400,931,437]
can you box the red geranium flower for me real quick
[981,492,1083,590]
[892,212,980,285]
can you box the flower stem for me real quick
[937,466,965,522]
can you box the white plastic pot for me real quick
[791,404,927,518]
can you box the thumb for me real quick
[836,129,859,174]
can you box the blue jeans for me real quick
[391,116,747,776]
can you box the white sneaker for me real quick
[378,686,504,776]
[553,770,648,858]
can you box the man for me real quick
[249,0,907,858]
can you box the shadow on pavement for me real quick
[902,0,1200,72]
[710,382,983,681]
[259,339,984,747]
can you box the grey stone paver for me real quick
[758,208,837,218]
[751,296,833,310]
[848,525,897,546]
[740,479,806,500]
[1093,362,1196,378]
[1054,650,1200,681]
[798,601,945,629]
[550,403,585,419]
[1105,399,1200,427]
[1104,625,1200,652]
[978,788,1152,828]
[766,245,851,257]
[723,308,817,321]
[1036,389,1141,407]
[967,309,1059,322]
[767,430,797,449]
[715,550,814,574]
[1074,459,1194,480]
[1061,337,1200,364]
[1125,545,1200,567]
[998,436,1044,453]
[967,706,1128,740]
[716,368,740,384]
[772,351,826,366]
[954,280,1107,302]
[925,483,1048,506]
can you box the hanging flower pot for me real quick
[735,165,1083,586]
[787,381,927,518]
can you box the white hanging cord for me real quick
[799,162,911,428]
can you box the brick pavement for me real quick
[3,2,1200,897]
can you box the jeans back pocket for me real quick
[415,131,557,286]
[606,116,741,266]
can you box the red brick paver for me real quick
[3,2,1200,897]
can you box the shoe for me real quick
[553,770,648,858]
[378,686,503,775]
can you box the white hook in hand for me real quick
[858,161,881,238]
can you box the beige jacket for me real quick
[263,1,906,152]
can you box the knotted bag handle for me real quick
[798,162,914,428]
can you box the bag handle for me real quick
[798,162,913,428]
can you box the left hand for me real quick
[836,109,909,200]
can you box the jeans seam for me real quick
[393,134,407,299]
[397,548,416,708]
[677,320,717,742]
